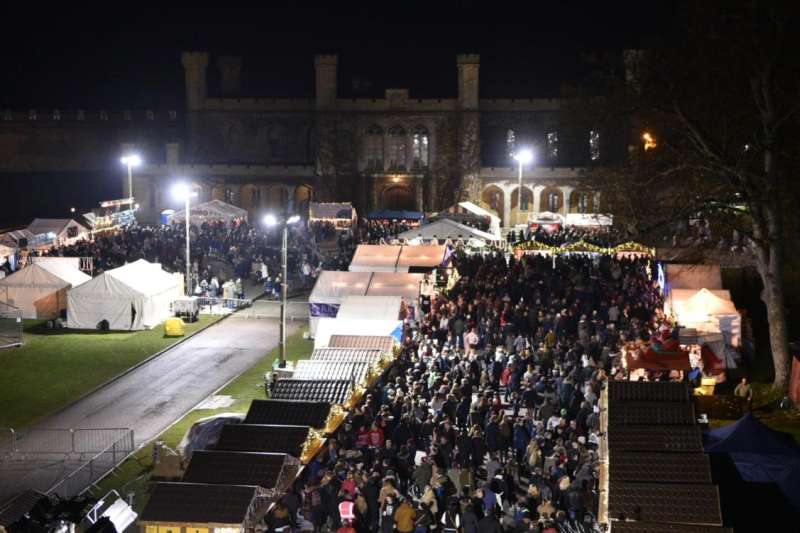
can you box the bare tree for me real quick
[578,1,799,389]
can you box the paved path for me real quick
[0,313,300,503]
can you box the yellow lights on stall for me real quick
[642,131,657,151]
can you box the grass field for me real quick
[0,316,221,428]
[91,328,312,513]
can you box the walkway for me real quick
[0,305,301,503]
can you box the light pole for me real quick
[172,183,197,296]
[120,154,142,206]
[264,213,301,368]
[514,148,533,225]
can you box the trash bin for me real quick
[164,317,186,337]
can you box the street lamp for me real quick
[172,183,198,296]
[120,154,142,206]
[514,148,533,225]
[263,213,301,368]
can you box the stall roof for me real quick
[271,379,351,404]
[666,264,723,290]
[327,335,395,352]
[0,490,48,529]
[182,451,292,489]
[0,261,90,290]
[397,218,498,242]
[609,482,723,526]
[311,347,382,364]
[682,288,738,316]
[396,244,448,269]
[610,452,712,484]
[309,202,355,220]
[172,199,248,223]
[140,482,258,525]
[27,218,84,237]
[244,399,331,428]
[216,424,309,457]
[607,425,703,453]
[609,401,696,426]
[366,272,424,300]
[70,259,178,298]
[292,359,369,383]
[314,318,403,348]
[336,295,402,321]
[608,381,691,403]
[309,270,372,303]
[366,208,423,220]
[349,244,402,272]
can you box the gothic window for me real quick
[548,191,560,212]
[269,125,288,161]
[365,125,384,170]
[123,110,132,121]
[76,110,85,121]
[589,129,600,161]
[168,110,177,121]
[52,109,61,121]
[547,131,559,160]
[225,188,235,205]
[506,129,516,158]
[387,125,407,171]
[520,188,531,211]
[577,193,589,214]
[100,110,108,121]
[411,126,429,170]
[28,109,37,120]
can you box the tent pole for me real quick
[185,197,191,296]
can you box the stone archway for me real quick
[481,185,505,225]
[211,186,226,202]
[382,186,414,210]
[239,184,260,213]
[295,185,313,216]
[510,186,534,225]
[540,186,564,213]
[266,186,289,210]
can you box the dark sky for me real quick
[1,3,677,107]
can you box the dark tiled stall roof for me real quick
[607,424,703,453]
[327,335,395,352]
[215,424,309,457]
[182,451,290,488]
[140,482,257,524]
[609,401,696,426]
[610,452,712,484]
[244,399,330,428]
[609,482,723,526]
[271,379,351,403]
[608,380,690,403]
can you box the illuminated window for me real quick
[387,125,407,171]
[365,125,384,170]
[29,109,37,120]
[577,193,589,214]
[411,126,429,169]
[547,131,558,160]
[520,188,530,211]
[642,132,657,151]
[52,109,61,120]
[225,188,235,204]
[589,130,600,161]
[506,128,516,158]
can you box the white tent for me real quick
[669,288,741,348]
[67,259,183,330]
[0,261,90,319]
[397,219,499,243]
[665,264,723,290]
[336,295,402,321]
[349,245,402,272]
[308,271,422,336]
[27,218,89,248]
[308,271,372,336]
[314,317,403,349]
[171,200,248,224]
[397,245,448,271]
[456,201,501,237]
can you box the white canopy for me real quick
[308,271,421,336]
[397,219,499,242]
[314,317,403,348]
[665,264,723,290]
[349,245,402,272]
[668,287,741,347]
[397,245,448,271]
[0,261,90,319]
[67,259,183,330]
[27,218,89,248]
[172,200,248,224]
[336,295,402,322]
[457,201,501,237]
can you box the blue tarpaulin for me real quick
[367,209,424,221]
[705,414,800,511]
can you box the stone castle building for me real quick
[0,52,619,228]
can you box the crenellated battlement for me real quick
[0,109,180,123]
[457,54,480,65]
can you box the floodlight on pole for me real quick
[513,148,534,225]
[120,154,142,206]
[171,182,197,296]
[262,212,301,368]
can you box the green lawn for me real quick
[91,328,312,513]
[0,316,221,428]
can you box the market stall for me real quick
[366,208,423,223]
[0,261,90,319]
[171,199,248,225]
[348,244,402,272]
[396,218,500,245]
[26,218,89,249]
[309,202,357,229]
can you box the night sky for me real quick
[2,3,677,107]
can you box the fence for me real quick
[0,427,132,455]
[195,296,252,315]
[0,296,23,349]
[46,429,135,499]
[234,300,309,320]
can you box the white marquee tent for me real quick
[670,288,741,347]
[27,218,89,248]
[0,261,90,319]
[336,295,402,322]
[171,200,248,224]
[308,271,423,336]
[67,259,183,330]
[455,201,501,237]
[397,219,499,243]
[349,244,448,273]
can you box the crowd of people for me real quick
[520,227,629,248]
[267,250,665,533]
[362,219,416,243]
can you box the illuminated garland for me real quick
[514,239,655,257]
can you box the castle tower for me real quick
[315,55,338,109]
[181,52,209,110]
[218,56,243,97]
[457,54,480,110]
